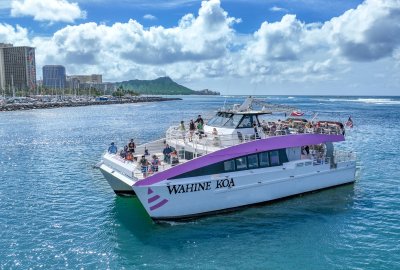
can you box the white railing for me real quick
[165,124,344,155]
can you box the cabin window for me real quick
[237,115,253,128]
[169,149,287,180]
[224,114,242,128]
[270,151,280,166]
[259,152,270,167]
[184,151,194,160]
[235,157,247,170]
[207,112,233,127]
[247,154,259,169]
[224,160,235,172]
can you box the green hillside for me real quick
[117,77,195,95]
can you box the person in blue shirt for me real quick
[108,142,118,154]
[163,144,172,163]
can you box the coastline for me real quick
[0,96,182,112]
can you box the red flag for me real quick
[290,111,304,117]
[345,116,353,128]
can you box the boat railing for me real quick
[166,124,344,154]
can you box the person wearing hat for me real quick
[108,142,117,154]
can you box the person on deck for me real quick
[194,115,204,126]
[163,144,172,164]
[128,139,136,153]
[253,123,260,139]
[171,150,179,165]
[179,121,186,141]
[151,155,160,173]
[212,128,220,146]
[139,155,149,177]
[189,120,196,142]
[197,121,204,139]
[108,142,117,154]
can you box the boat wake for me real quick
[313,97,400,105]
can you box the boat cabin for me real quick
[204,111,271,136]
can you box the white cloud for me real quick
[269,6,288,12]
[0,23,30,45]
[324,0,400,61]
[143,14,157,20]
[11,0,86,23]
[34,0,238,69]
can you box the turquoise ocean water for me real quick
[0,96,399,269]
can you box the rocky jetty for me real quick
[0,96,181,112]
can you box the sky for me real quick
[1,0,399,95]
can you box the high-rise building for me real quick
[43,65,66,89]
[0,43,36,93]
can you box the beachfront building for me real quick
[43,65,66,89]
[0,43,36,94]
[67,74,102,84]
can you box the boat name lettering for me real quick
[216,178,235,189]
[167,181,212,194]
[166,178,235,195]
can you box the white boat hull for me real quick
[100,164,136,195]
[133,161,356,220]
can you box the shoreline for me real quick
[0,96,182,112]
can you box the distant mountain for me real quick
[115,77,219,95]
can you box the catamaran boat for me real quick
[99,97,356,220]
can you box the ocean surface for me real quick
[0,95,399,269]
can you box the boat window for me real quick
[207,112,233,128]
[169,149,287,180]
[235,157,247,170]
[224,114,242,128]
[237,115,254,128]
[224,160,235,172]
[270,151,280,166]
[259,152,270,167]
[184,151,194,160]
[247,154,258,169]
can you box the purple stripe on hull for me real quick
[148,195,160,203]
[135,134,344,187]
[150,199,169,211]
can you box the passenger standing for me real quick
[108,142,117,154]
[253,123,260,139]
[195,114,205,138]
[195,115,204,126]
[163,144,172,163]
[189,120,196,142]
[212,128,220,146]
[171,150,179,165]
[151,155,160,172]
[179,121,186,141]
[128,139,136,153]
[139,155,149,177]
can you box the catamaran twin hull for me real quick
[132,134,356,220]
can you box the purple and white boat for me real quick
[99,97,356,220]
